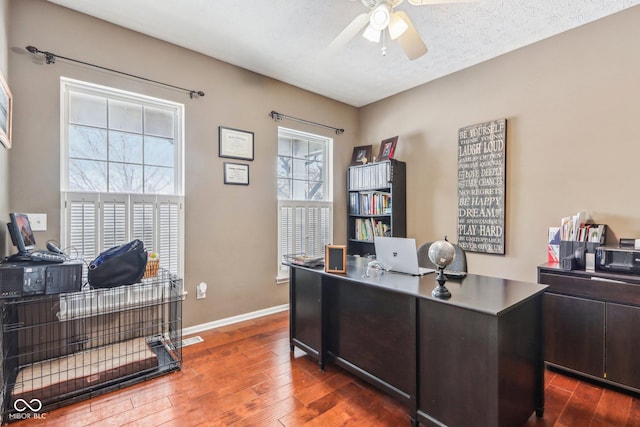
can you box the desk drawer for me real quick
[539,271,640,306]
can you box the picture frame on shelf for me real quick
[0,70,13,149]
[219,126,254,160]
[223,162,250,185]
[350,145,372,165]
[377,136,398,162]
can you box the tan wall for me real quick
[360,5,640,282]
[7,0,358,327]
[7,1,640,327]
[0,0,9,257]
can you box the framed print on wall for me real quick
[0,70,13,149]
[224,162,250,185]
[457,118,507,255]
[219,126,254,160]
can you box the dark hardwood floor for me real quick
[10,310,640,426]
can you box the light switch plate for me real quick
[26,213,47,231]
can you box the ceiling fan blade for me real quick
[327,12,371,53]
[407,0,475,5]
[394,10,428,60]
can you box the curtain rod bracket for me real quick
[26,45,205,99]
[269,110,344,135]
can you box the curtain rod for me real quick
[25,45,205,99]
[269,111,344,135]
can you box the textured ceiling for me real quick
[47,0,640,107]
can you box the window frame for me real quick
[276,127,333,281]
[60,77,184,196]
[60,78,185,277]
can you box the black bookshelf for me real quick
[347,159,406,257]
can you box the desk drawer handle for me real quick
[590,277,627,284]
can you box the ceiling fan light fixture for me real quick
[369,3,391,31]
[362,24,382,42]
[388,12,408,40]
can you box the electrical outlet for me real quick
[197,282,207,299]
[26,213,47,231]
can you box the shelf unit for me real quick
[347,159,406,257]
[0,270,183,423]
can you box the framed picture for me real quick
[224,162,249,185]
[219,126,254,160]
[377,136,398,161]
[325,245,347,274]
[0,70,13,149]
[350,145,372,165]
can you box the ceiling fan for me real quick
[329,0,471,60]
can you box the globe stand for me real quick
[432,266,451,299]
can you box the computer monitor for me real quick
[7,212,36,256]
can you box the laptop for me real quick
[374,236,435,276]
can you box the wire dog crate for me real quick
[0,269,182,423]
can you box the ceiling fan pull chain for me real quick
[381,30,387,56]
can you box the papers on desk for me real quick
[560,212,586,241]
[559,212,605,243]
[548,227,561,263]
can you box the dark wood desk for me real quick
[289,256,547,427]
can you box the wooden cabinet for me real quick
[606,303,640,389]
[325,277,416,404]
[543,293,604,377]
[419,295,544,426]
[347,160,406,257]
[288,267,324,368]
[539,264,640,392]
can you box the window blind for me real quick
[277,201,332,277]
[63,192,183,275]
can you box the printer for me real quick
[595,246,640,274]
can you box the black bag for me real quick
[88,239,148,288]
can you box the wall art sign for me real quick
[457,118,506,254]
[219,126,254,160]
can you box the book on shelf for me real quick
[350,191,391,216]
[353,218,390,241]
[348,161,392,190]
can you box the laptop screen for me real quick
[374,237,434,276]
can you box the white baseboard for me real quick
[182,304,289,336]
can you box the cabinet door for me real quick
[326,279,416,397]
[289,268,323,362]
[544,293,605,377]
[606,303,640,389]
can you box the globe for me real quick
[428,239,456,268]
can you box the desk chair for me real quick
[417,241,468,275]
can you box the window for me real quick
[277,127,332,280]
[60,78,184,276]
